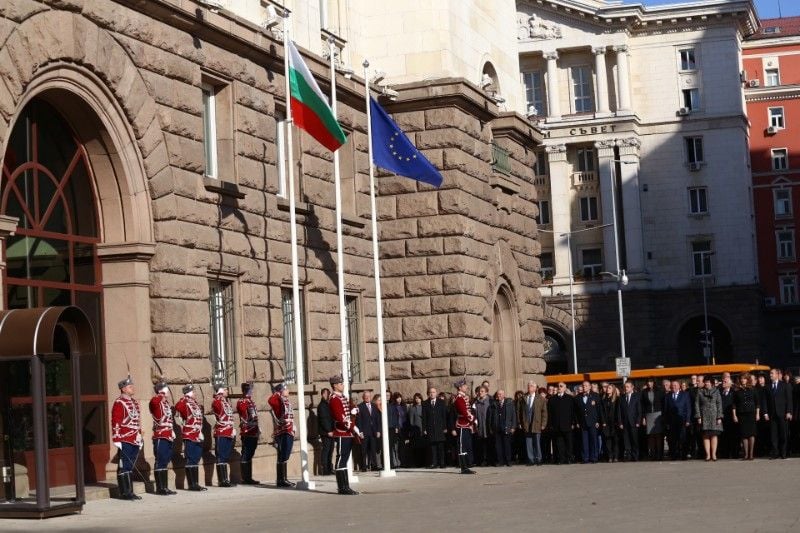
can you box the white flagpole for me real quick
[282,10,314,491]
[328,35,358,484]
[363,59,395,478]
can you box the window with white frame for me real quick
[281,288,309,384]
[579,196,599,222]
[792,327,800,353]
[689,187,708,215]
[522,70,546,116]
[685,137,704,164]
[276,111,288,197]
[537,200,551,225]
[570,66,594,113]
[679,48,697,71]
[581,248,603,279]
[691,240,712,277]
[202,84,218,178]
[780,275,797,305]
[765,68,780,87]
[209,281,237,386]
[344,295,363,383]
[774,188,792,217]
[769,107,785,129]
[682,88,700,111]
[540,251,554,281]
[777,229,795,261]
[576,148,596,172]
[772,149,789,171]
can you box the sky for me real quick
[625,0,800,19]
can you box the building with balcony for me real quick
[744,16,800,369]
[516,0,762,371]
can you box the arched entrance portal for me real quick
[543,327,569,375]
[491,286,521,392]
[1,99,108,486]
[676,316,734,366]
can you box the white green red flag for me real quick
[287,39,347,152]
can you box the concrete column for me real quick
[614,45,632,113]
[96,241,156,479]
[0,215,18,311]
[593,47,610,115]
[617,137,645,274]
[595,140,618,274]
[544,51,561,120]
[547,144,570,282]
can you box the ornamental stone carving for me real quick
[517,13,563,41]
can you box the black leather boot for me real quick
[276,462,295,488]
[216,463,233,487]
[459,456,476,475]
[155,469,177,495]
[240,462,259,485]
[186,466,208,491]
[117,472,141,500]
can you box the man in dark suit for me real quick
[317,387,334,475]
[488,389,517,466]
[575,381,601,463]
[548,382,575,465]
[421,387,448,468]
[719,377,736,458]
[664,380,691,460]
[765,368,793,459]
[619,380,641,461]
[356,390,381,471]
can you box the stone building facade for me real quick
[0,0,542,493]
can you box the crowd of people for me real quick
[317,368,799,471]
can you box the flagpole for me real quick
[282,10,314,491]
[328,35,358,485]
[363,59,395,478]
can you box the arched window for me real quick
[491,286,520,391]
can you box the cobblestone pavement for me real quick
[3,459,798,532]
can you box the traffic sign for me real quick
[615,357,631,377]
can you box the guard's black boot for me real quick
[155,469,177,495]
[240,462,259,485]
[342,470,359,495]
[276,462,295,488]
[459,456,476,475]
[335,470,357,495]
[186,466,208,491]
[117,472,141,500]
[217,463,233,487]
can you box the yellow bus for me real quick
[545,363,771,386]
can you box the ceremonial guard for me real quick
[329,374,362,495]
[212,380,236,487]
[236,381,260,484]
[149,380,177,495]
[453,377,476,474]
[268,382,295,487]
[175,384,207,491]
[111,375,143,500]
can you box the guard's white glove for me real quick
[113,442,122,450]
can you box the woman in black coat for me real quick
[733,373,760,460]
[600,384,622,462]
[640,377,666,461]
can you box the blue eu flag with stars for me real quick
[370,97,443,187]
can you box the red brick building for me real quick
[744,17,800,369]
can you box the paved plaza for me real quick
[3,459,798,533]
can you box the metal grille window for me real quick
[679,48,696,71]
[522,70,546,115]
[540,251,554,281]
[692,240,712,277]
[774,189,792,217]
[281,288,308,384]
[777,229,795,261]
[344,295,363,383]
[579,196,598,222]
[780,275,797,305]
[202,84,218,178]
[772,149,789,171]
[688,187,708,215]
[581,248,602,279]
[571,66,593,113]
[491,141,512,175]
[209,281,237,386]
[769,107,785,129]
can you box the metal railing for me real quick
[491,141,512,175]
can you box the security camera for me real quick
[336,65,355,78]
[197,0,224,12]
[371,70,386,84]
[381,87,399,100]
[491,94,506,104]
[263,5,281,29]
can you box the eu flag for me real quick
[369,97,444,187]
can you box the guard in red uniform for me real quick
[268,382,295,487]
[212,380,236,487]
[453,377,476,474]
[149,380,177,495]
[329,374,362,495]
[236,381,260,484]
[175,384,207,491]
[111,375,143,500]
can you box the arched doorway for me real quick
[491,286,521,392]
[543,327,568,375]
[1,99,108,486]
[676,316,734,366]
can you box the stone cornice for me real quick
[0,215,18,239]
[491,112,543,148]
[383,78,499,123]
[97,241,157,263]
[745,84,800,103]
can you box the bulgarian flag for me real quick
[287,40,347,152]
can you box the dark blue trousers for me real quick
[216,436,234,464]
[276,433,294,463]
[118,442,140,474]
[153,438,173,470]
[241,436,258,463]
[335,437,353,471]
[184,440,203,466]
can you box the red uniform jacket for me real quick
[112,395,143,446]
[212,395,236,438]
[175,395,204,442]
[454,392,474,429]
[149,393,175,441]
[268,392,294,436]
[236,396,260,437]
[330,392,357,438]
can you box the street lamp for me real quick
[698,250,715,365]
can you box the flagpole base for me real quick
[294,480,316,491]
[378,468,396,478]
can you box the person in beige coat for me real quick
[518,381,548,465]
